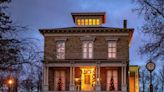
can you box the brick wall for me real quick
[44,35,129,61]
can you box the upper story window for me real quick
[82,41,93,59]
[76,18,100,26]
[108,41,117,58]
[56,41,65,59]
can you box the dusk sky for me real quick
[8,0,149,66]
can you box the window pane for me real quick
[93,19,96,25]
[89,48,92,53]
[77,19,81,25]
[96,19,100,25]
[112,48,116,52]
[83,43,87,47]
[83,48,87,52]
[81,19,84,25]
[108,48,112,52]
[85,19,88,25]
[83,52,87,58]
[112,42,116,47]
[89,43,92,47]
[89,52,92,58]
[108,53,112,58]
[89,19,92,25]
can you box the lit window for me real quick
[85,19,88,25]
[89,19,92,25]
[81,19,84,25]
[56,41,65,59]
[54,71,65,91]
[107,70,118,91]
[93,19,96,25]
[77,19,81,25]
[96,19,100,25]
[83,41,93,59]
[108,41,116,58]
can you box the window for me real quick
[108,41,117,58]
[96,19,100,25]
[89,19,92,25]
[77,18,100,26]
[85,19,88,25]
[83,41,93,59]
[56,41,65,59]
[54,71,65,91]
[107,70,118,91]
[92,19,96,25]
[81,19,84,25]
[77,19,81,25]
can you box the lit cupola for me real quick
[71,12,106,27]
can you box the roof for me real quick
[71,12,106,23]
[39,27,134,34]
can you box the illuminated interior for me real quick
[129,66,140,92]
[80,67,96,91]
[76,18,100,26]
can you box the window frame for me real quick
[82,41,94,59]
[56,41,65,59]
[108,41,117,59]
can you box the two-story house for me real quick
[40,12,134,92]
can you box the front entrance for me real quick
[80,67,96,91]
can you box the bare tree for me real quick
[157,65,164,92]
[0,1,43,91]
[140,67,149,92]
[134,0,164,60]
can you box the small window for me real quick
[81,19,84,25]
[89,19,92,25]
[83,41,93,59]
[96,19,100,25]
[77,19,81,25]
[85,19,88,25]
[93,19,96,25]
[108,41,117,58]
[56,41,65,59]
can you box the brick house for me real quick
[40,12,134,92]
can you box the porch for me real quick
[42,62,128,92]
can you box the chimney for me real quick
[123,20,127,28]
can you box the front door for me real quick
[81,67,95,91]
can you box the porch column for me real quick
[96,64,101,91]
[121,66,124,85]
[43,65,48,92]
[122,66,127,92]
[70,65,75,91]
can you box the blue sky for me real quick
[8,0,149,66]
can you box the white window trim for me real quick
[107,41,117,59]
[82,41,94,59]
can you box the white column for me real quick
[122,66,127,92]
[124,66,127,84]
[70,65,75,91]
[73,66,75,85]
[96,64,101,91]
[43,65,48,92]
[70,67,72,85]
[121,66,124,85]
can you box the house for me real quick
[40,12,134,92]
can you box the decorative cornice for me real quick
[55,37,67,42]
[105,37,119,41]
[80,36,95,41]
[39,27,134,35]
